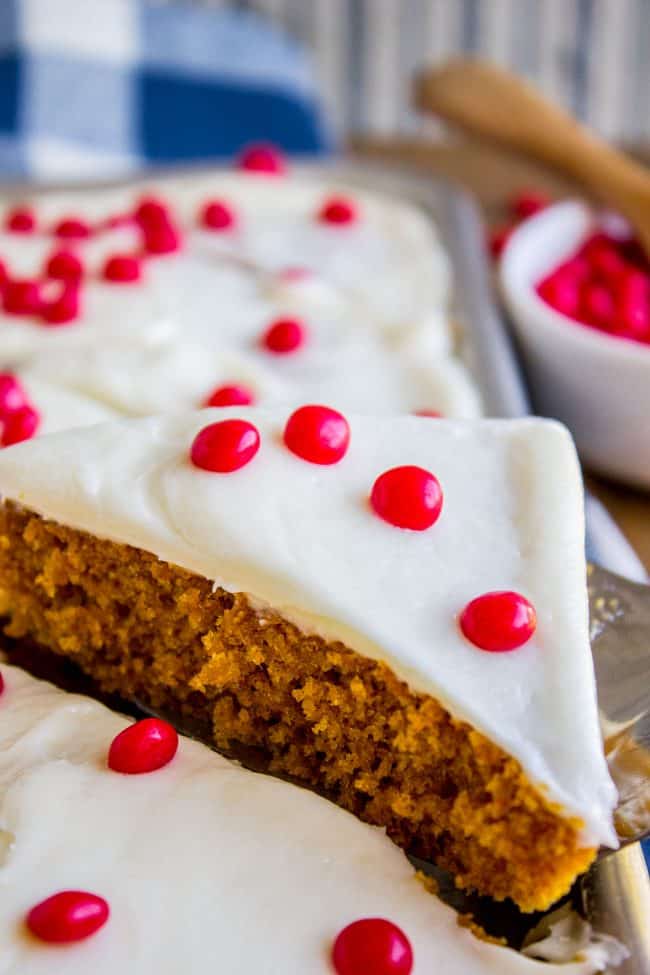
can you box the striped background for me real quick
[181,0,650,142]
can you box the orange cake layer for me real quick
[0,504,595,911]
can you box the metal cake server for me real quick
[588,563,650,852]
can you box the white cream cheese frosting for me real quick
[22,345,291,418]
[0,409,617,848]
[2,169,452,336]
[22,338,480,419]
[12,376,118,436]
[0,664,621,974]
[0,225,175,364]
[0,170,478,420]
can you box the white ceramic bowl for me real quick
[500,200,650,488]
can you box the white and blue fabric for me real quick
[0,0,330,181]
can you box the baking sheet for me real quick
[2,160,649,972]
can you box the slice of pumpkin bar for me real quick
[0,406,617,910]
[0,663,625,973]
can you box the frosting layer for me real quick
[0,664,616,974]
[12,376,118,437]
[0,409,617,847]
[23,339,480,419]
[0,171,479,420]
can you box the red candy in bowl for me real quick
[535,230,650,344]
[500,201,650,487]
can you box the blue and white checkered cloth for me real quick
[0,0,330,181]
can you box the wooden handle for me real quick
[415,59,650,215]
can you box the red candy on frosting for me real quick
[318,196,357,225]
[0,374,40,446]
[26,891,109,943]
[142,221,182,255]
[0,373,28,414]
[260,317,306,355]
[204,384,255,408]
[41,284,80,326]
[54,217,91,239]
[5,206,36,233]
[370,465,443,531]
[190,419,260,472]
[283,405,350,465]
[1,404,40,446]
[102,254,142,283]
[332,918,413,975]
[200,200,236,231]
[134,196,182,254]
[45,249,84,282]
[238,143,286,175]
[134,197,170,226]
[459,590,537,652]
[108,717,178,774]
[2,279,42,316]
